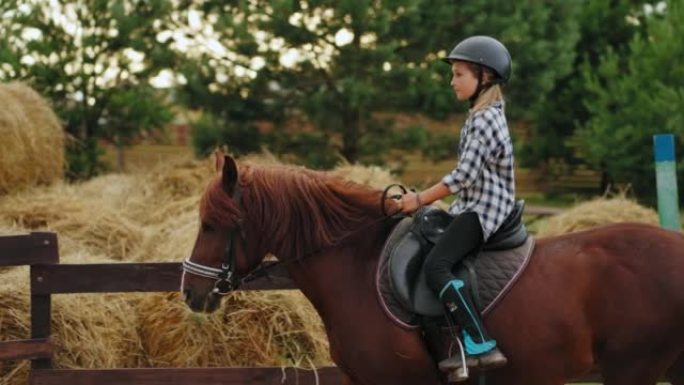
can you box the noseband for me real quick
[182,184,244,295]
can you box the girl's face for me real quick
[450,61,478,101]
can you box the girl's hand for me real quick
[400,191,422,214]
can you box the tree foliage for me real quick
[518,0,650,173]
[182,0,583,168]
[3,0,674,188]
[0,0,177,177]
[578,0,682,201]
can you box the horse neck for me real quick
[279,219,392,317]
[243,168,386,262]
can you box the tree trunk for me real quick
[115,134,125,173]
[600,165,612,194]
[342,110,360,163]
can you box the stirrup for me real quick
[438,355,478,372]
[447,367,469,383]
[476,347,508,371]
[439,333,472,382]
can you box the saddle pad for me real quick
[376,218,418,329]
[467,236,535,315]
[375,217,535,328]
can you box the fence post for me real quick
[653,134,681,230]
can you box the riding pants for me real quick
[424,211,483,295]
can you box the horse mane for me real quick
[200,162,389,259]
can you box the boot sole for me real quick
[477,357,508,371]
[438,358,478,372]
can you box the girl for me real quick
[400,35,514,379]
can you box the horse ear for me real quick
[214,149,225,172]
[221,155,238,194]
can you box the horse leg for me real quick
[667,354,684,385]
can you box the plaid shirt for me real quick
[441,101,515,241]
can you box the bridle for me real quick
[182,183,407,296]
[182,184,245,295]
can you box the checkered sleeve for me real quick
[442,136,488,194]
[441,113,497,194]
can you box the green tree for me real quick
[519,0,650,181]
[176,57,279,158]
[182,1,583,168]
[104,84,173,171]
[445,1,582,121]
[175,0,458,167]
[0,0,179,178]
[578,0,682,202]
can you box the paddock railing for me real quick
[0,231,607,384]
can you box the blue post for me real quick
[653,134,680,230]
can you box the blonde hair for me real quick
[463,62,505,113]
[471,84,504,113]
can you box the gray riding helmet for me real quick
[442,36,512,82]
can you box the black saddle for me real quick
[386,200,530,317]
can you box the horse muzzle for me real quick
[183,287,222,313]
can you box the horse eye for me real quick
[201,222,214,232]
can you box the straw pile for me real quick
[137,291,329,368]
[0,267,31,385]
[536,195,659,237]
[0,183,143,261]
[0,82,64,195]
[0,259,146,385]
[332,162,400,189]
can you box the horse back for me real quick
[541,223,684,345]
[480,222,684,382]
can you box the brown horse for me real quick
[181,154,684,385]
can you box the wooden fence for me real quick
[0,231,609,384]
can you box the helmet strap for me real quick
[469,66,485,107]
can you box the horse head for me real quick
[181,153,264,313]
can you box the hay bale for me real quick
[332,163,399,190]
[52,292,146,369]
[141,159,214,201]
[0,188,143,261]
[49,251,146,368]
[0,82,64,195]
[137,291,330,367]
[0,256,145,384]
[0,268,31,385]
[130,209,198,262]
[536,196,659,237]
[331,162,451,210]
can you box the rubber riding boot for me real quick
[439,279,508,371]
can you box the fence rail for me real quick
[0,232,58,266]
[30,261,293,294]
[30,367,341,385]
[0,339,52,361]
